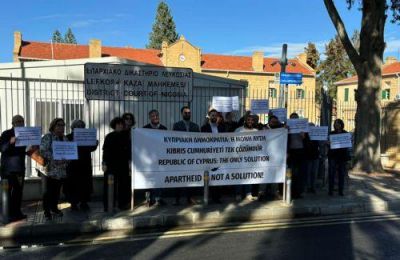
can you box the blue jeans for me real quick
[328,158,346,194]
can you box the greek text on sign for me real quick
[329,133,352,149]
[287,118,309,134]
[73,128,97,146]
[84,63,193,102]
[309,126,329,141]
[52,141,78,160]
[251,99,269,114]
[132,128,287,189]
[14,127,42,147]
[211,96,239,112]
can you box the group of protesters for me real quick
[0,107,351,222]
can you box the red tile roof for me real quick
[18,41,313,75]
[335,61,400,85]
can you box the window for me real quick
[344,88,349,102]
[269,88,277,98]
[296,89,305,99]
[382,89,390,100]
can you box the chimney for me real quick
[89,39,102,58]
[13,31,22,62]
[385,56,398,65]
[297,53,307,65]
[252,51,264,72]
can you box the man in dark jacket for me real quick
[143,109,167,206]
[0,115,27,222]
[172,106,200,205]
[201,109,225,203]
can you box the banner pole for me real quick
[131,129,135,210]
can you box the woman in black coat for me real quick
[65,120,98,211]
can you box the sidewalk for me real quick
[1,171,400,239]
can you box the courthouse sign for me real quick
[84,63,193,102]
[132,128,287,189]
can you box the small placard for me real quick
[212,96,239,112]
[330,133,352,149]
[269,108,287,123]
[309,126,329,141]
[14,127,42,147]
[52,141,78,160]
[287,118,309,134]
[251,99,269,114]
[73,128,97,146]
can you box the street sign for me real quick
[280,72,303,85]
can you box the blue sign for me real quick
[280,73,303,85]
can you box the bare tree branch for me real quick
[323,0,361,69]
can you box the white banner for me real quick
[330,133,352,149]
[309,126,329,141]
[14,127,42,147]
[212,96,239,112]
[287,118,309,134]
[73,128,97,146]
[132,128,287,189]
[251,99,269,114]
[269,108,287,123]
[52,141,78,160]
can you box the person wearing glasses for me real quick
[40,118,69,220]
[0,115,28,222]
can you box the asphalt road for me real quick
[2,213,400,260]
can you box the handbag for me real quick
[26,146,49,176]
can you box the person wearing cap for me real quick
[65,120,98,211]
[0,115,28,222]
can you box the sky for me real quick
[1,0,399,63]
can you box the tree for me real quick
[147,1,179,49]
[319,35,355,98]
[64,28,77,44]
[305,42,320,70]
[323,0,400,172]
[52,30,63,43]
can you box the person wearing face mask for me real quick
[0,115,28,222]
[65,120,98,211]
[40,118,69,221]
[102,117,131,211]
[201,109,226,204]
[172,106,200,205]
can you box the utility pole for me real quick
[278,44,288,108]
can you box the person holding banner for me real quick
[0,115,28,222]
[328,119,351,196]
[172,106,200,205]
[224,112,239,132]
[201,109,226,204]
[143,109,167,206]
[234,113,258,201]
[65,120,98,211]
[40,118,69,220]
[102,117,131,211]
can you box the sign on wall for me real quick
[132,128,287,189]
[84,63,193,102]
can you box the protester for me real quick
[172,106,200,205]
[237,110,251,127]
[304,122,320,194]
[224,112,239,132]
[143,109,167,206]
[40,118,69,220]
[287,113,306,199]
[102,117,131,211]
[265,115,283,129]
[65,120,98,211]
[234,113,258,201]
[201,109,226,203]
[328,119,351,196]
[0,115,28,222]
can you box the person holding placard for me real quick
[0,115,28,222]
[40,118,69,220]
[102,117,131,211]
[65,120,98,211]
[235,113,259,202]
[328,119,351,196]
[172,106,200,205]
[304,123,320,194]
[143,109,167,207]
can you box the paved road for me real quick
[2,213,400,259]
